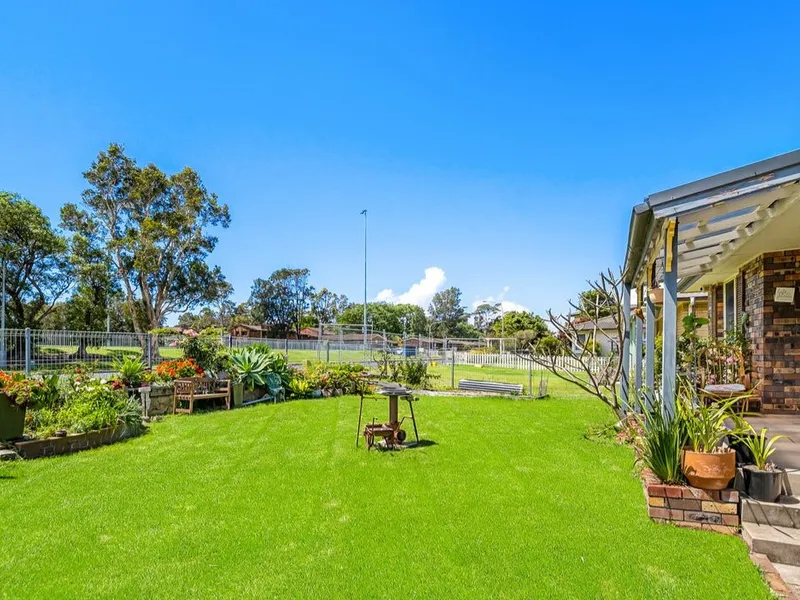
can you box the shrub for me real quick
[180,328,227,375]
[288,374,314,399]
[229,348,273,390]
[26,376,143,439]
[0,371,59,409]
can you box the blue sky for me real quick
[1,1,799,320]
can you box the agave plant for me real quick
[736,426,788,471]
[229,348,273,390]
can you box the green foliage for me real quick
[180,328,228,375]
[27,376,143,439]
[230,345,292,389]
[680,394,747,453]
[304,363,367,395]
[287,375,314,399]
[61,143,231,333]
[535,334,566,356]
[338,302,428,335]
[115,356,146,387]
[229,348,273,390]
[637,398,686,484]
[428,287,468,337]
[490,311,548,339]
[374,351,438,388]
[0,191,72,328]
[736,426,788,471]
[0,371,60,409]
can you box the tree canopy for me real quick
[60,143,231,334]
[338,302,427,335]
[428,287,469,337]
[249,268,313,337]
[0,192,72,328]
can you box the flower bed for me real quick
[642,469,739,534]
[11,424,142,459]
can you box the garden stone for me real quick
[0,448,19,461]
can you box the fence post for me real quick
[450,348,455,389]
[528,360,533,397]
[325,340,330,363]
[146,333,153,368]
[285,338,289,361]
[227,335,233,349]
[24,327,31,376]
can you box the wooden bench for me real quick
[173,378,231,414]
[458,379,523,395]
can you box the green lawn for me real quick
[0,393,770,599]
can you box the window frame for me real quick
[723,277,737,333]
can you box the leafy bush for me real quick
[180,328,228,375]
[115,356,146,388]
[303,363,368,395]
[470,346,499,355]
[156,359,204,381]
[402,359,437,387]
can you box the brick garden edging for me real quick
[642,469,740,534]
[11,424,142,459]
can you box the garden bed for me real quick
[642,469,740,534]
[11,424,144,459]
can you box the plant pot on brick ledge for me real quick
[682,448,736,490]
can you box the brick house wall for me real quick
[738,250,800,411]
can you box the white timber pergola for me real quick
[620,149,800,417]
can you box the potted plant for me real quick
[0,371,51,441]
[229,348,272,406]
[681,396,746,490]
[736,425,788,502]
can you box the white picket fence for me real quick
[453,351,612,374]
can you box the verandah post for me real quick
[620,283,631,413]
[661,219,679,419]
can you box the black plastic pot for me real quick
[744,465,785,503]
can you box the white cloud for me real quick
[472,286,529,314]
[376,266,446,308]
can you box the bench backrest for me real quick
[175,377,231,396]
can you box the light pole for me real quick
[360,209,367,349]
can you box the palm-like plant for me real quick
[737,426,788,471]
[115,356,146,388]
[638,398,686,484]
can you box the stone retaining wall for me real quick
[148,385,174,415]
[642,469,740,534]
[12,424,142,459]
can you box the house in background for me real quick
[229,324,266,339]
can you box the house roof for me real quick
[623,149,800,291]
[572,316,618,331]
[232,323,263,331]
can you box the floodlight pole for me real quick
[1,257,6,369]
[361,209,368,349]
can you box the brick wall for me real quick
[711,284,724,339]
[12,424,142,459]
[738,250,800,411]
[643,469,739,534]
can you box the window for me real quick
[724,279,736,333]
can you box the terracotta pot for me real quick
[682,449,736,490]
